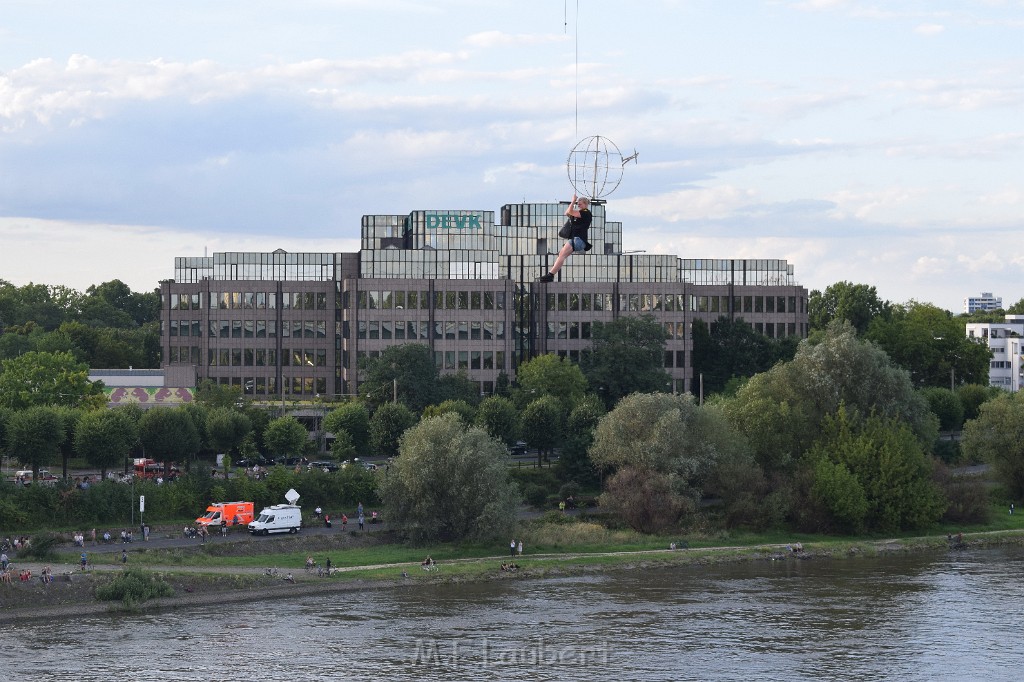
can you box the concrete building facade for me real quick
[966,315,1024,392]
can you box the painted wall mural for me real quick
[106,387,195,405]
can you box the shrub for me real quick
[95,569,174,606]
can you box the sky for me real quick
[1,0,1022,313]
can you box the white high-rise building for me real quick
[965,292,1002,314]
[965,315,1024,392]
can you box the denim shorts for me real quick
[570,237,586,253]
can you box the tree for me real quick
[194,380,244,409]
[75,407,139,480]
[6,406,64,481]
[691,317,798,396]
[359,343,438,412]
[957,384,1001,422]
[579,314,671,409]
[263,416,309,459]
[590,392,742,500]
[515,354,588,408]
[0,350,104,410]
[206,407,253,457]
[435,370,482,406]
[138,408,201,475]
[808,281,890,335]
[329,430,357,461]
[555,394,605,486]
[475,395,519,445]
[323,402,371,453]
[600,467,689,534]
[520,395,563,466]
[369,402,416,457]
[377,413,519,542]
[722,321,939,473]
[1005,298,1024,315]
[920,387,964,432]
[806,407,945,533]
[865,301,990,389]
[422,399,476,425]
[962,391,1024,499]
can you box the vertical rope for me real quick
[574,0,579,138]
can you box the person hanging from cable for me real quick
[538,193,592,282]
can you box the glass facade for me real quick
[163,200,808,399]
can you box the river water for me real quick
[6,547,1024,681]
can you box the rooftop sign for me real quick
[426,212,483,230]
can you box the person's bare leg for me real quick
[548,241,575,276]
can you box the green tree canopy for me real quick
[369,402,416,457]
[555,394,605,486]
[590,392,744,497]
[139,407,201,474]
[691,316,798,396]
[520,395,563,465]
[808,281,890,335]
[206,407,253,456]
[323,401,371,453]
[865,301,991,389]
[806,407,945,533]
[7,405,64,480]
[0,350,105,410]
[722,321,939,473]
[422,399,476,425]
[474,395,520,445]
[359,343,438,412]
[378,413,519,543]
[962,391,1024,499]
[920,387,965,432]
[263,416,309,458]
[579,314,671,409]
[515,354,588,408]
[75,407,139,479]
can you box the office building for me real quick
[160,200,809,399]
[965,292,1002,314]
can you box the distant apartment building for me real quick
[160,199,809,399]
[965,292,1002,314]
[965,315,1024,392]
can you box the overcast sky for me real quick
[2,0,1022,312]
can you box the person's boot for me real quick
[538,273,554,283]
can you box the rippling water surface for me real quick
[8,547,1024,681]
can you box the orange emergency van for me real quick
[196,501,254,527]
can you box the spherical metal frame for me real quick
[567,135,624,200]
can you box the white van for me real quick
[14,470,57,485]
[248,504,302,535]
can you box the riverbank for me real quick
[5,527,1024,623]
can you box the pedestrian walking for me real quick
[510,539,516,558]
[121,549,128,564]
[517,540,523,556]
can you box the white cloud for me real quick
[616,185,759,222]
[0,217,359,293]
[463,30,567,48]
[914,23,945,35]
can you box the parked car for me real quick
[308,460,339,473]
[236,457,274,468]
[508,441,528,456]
[276,456,307,467]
